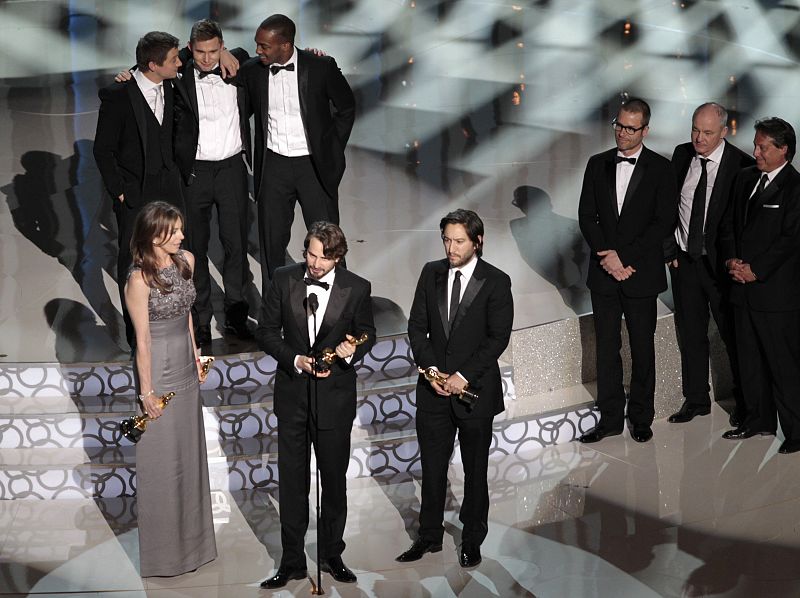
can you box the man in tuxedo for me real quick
[718,118,800,453]
[173,19,253,345]
[94,31,184,346]
[238,14,355,291]
[396,209,513,569]
[577,98,677,443]
[665,103,754,425]
[255,222,375,588]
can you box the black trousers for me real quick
[114,167,183,345]
[670,251,743,411]
[183,154,250,328]
[257,151,338,293]
[734,306,800,440]
[416,403,494,547]
[591,289,657,430]
[276,388,352,569]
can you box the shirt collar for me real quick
[450,254,479,280]
[133,69,162,93]
[616,146,643,161]
[763,160,789,182]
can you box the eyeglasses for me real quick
[612,119,647,135]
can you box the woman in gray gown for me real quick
[125,201,217,577]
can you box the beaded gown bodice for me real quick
[130,253,197,321]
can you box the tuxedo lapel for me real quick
[126,82,148,159]
[604,156,618,219]
[748,167,787,223]
[316,274,351,349]
[185,65,199,119]
[257,64,270,144]
[297,49,309,127]
[435,265,449,340]
[451,261,486,334]
[706,142,734,221]
[620,154,646,216]
[289,271,309,351]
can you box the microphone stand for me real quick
[307,293,324,596]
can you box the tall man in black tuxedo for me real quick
[255,222,375,588]
[238,14,355,291]
[718,118,800,454]
[665,103,754,425]
[577,98,677,443]
[94,31,184,345]
[396,209,514,569]
[173,19,253,344]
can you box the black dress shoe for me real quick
[779,440,800,454]
[578,425,622,444]
[260,567,307,589]
[224,319,253,339]
[320,556,357,583]
[722,426,774,440]
[459,543,482,568]
[395,538,443,562]
[195,325,212,346]
[630,425,653,443]
[668,403,711,423]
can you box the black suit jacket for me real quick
[256,263,375,429]
[665,140,754,273]
[238,49,356,199]
[578,146,677,297]
[719,163,800,311]
[408,258,514,420]
[93,78,179,207]
[173,48,252,184]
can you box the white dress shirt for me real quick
[133,69,164,124]
[194,65,242,161]
[751,161,788,197]
[675,140,726,252]
[267,47,310,157]
[615,146,643,214]
[445,254,479,383]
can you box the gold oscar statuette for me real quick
[417,366,479,408]
[120,391,176,443]
[199,355,215,383]
[314,332,369,372]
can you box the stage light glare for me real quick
[408,57,414,64]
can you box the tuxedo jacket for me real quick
[578,146,677,297]
[719,163,800,311]
[173,47,252,184]
[93,78,179,207]
[238,49,356,200]
[408,258,514,420]
[665,140,754,273]
[255,263,375,429]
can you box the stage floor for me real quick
[2,403,800,597]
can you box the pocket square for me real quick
[763,204,780,209]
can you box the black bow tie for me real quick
[304,277,329,291]
[270,63,295,76]
[615,155,636,165]
[198,66,222,79]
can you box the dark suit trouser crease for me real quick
[277,393,351,569]
[416,405,493,546]
[115,168,183,344]
[591,290,657,430]
[671,251,743,410]
[734,307,800,439]
[258,151,338,291]
[183,156,250,328]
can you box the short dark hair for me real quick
[135,31,179,71]
[439,209,484,257]
[304,221,348,260]
[258,14,296,44]
[620,97,651,127]
[190,19,223,45]
[755,117,796,162]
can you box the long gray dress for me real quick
[133,256,217,577]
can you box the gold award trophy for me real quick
[199,355,215,383]
[120,391,176,443]
[418,366,479,408]
[314,332,369,372]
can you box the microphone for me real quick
[307,292,319,315]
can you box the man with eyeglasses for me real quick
[577,98,677,443]
[664,103,754,427]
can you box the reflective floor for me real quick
[6,0,800,361]
[2,403,800,597]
